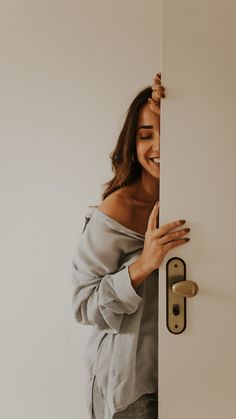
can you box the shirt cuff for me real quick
[112,266,143,313]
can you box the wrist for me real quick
[128,257,152,290]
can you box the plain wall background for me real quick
[0,1,161,418]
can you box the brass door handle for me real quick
[166,257,200,334]
[172,280,199,298]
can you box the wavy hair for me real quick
[101,86,156,201]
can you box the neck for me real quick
[133,171,159,204]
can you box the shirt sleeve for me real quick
[71,214,143,334]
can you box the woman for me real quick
[71,73,191,419]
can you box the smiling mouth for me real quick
[149,158,160,165]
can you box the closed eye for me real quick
[140,135,152,139]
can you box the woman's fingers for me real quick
[148,98,161,115]
[149,75,166,114]
[152,85,166,95]
[158,227,190,245]
[152,83,166,99]
[152,82,165,91]
[158,220,186,238]
[154,73,161,83]
[147,203,186,239]
[152,90,166,101]
[147,202,160,231]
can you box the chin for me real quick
[142,165,160,180]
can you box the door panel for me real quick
[159,1,236,417]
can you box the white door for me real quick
[159,1,236,418]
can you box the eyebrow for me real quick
[137,125,153,130]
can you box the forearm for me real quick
[128,257,152,290]
[72,266,143,333]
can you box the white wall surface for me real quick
[0,1,161,418]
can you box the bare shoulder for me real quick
[97,188,134,229]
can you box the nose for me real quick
[152,136,160,153]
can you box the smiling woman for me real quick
[101,86,154,199]
[97,84,162,238]
[101,79,162,206]
[71,72,190,419]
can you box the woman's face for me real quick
[135,103,160,180]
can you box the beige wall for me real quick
[0,1,161,418]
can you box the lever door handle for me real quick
[166,257,200,334]
[172,280,199,298]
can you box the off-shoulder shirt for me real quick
[71,206,158,419]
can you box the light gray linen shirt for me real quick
[71,206,158,419]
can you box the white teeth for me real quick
[149,157,160,165]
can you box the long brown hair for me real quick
[101,86,154,201]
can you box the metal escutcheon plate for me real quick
[166,257,187,334]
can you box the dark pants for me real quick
[92,376,158,419]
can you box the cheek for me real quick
[136,141,148,157]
